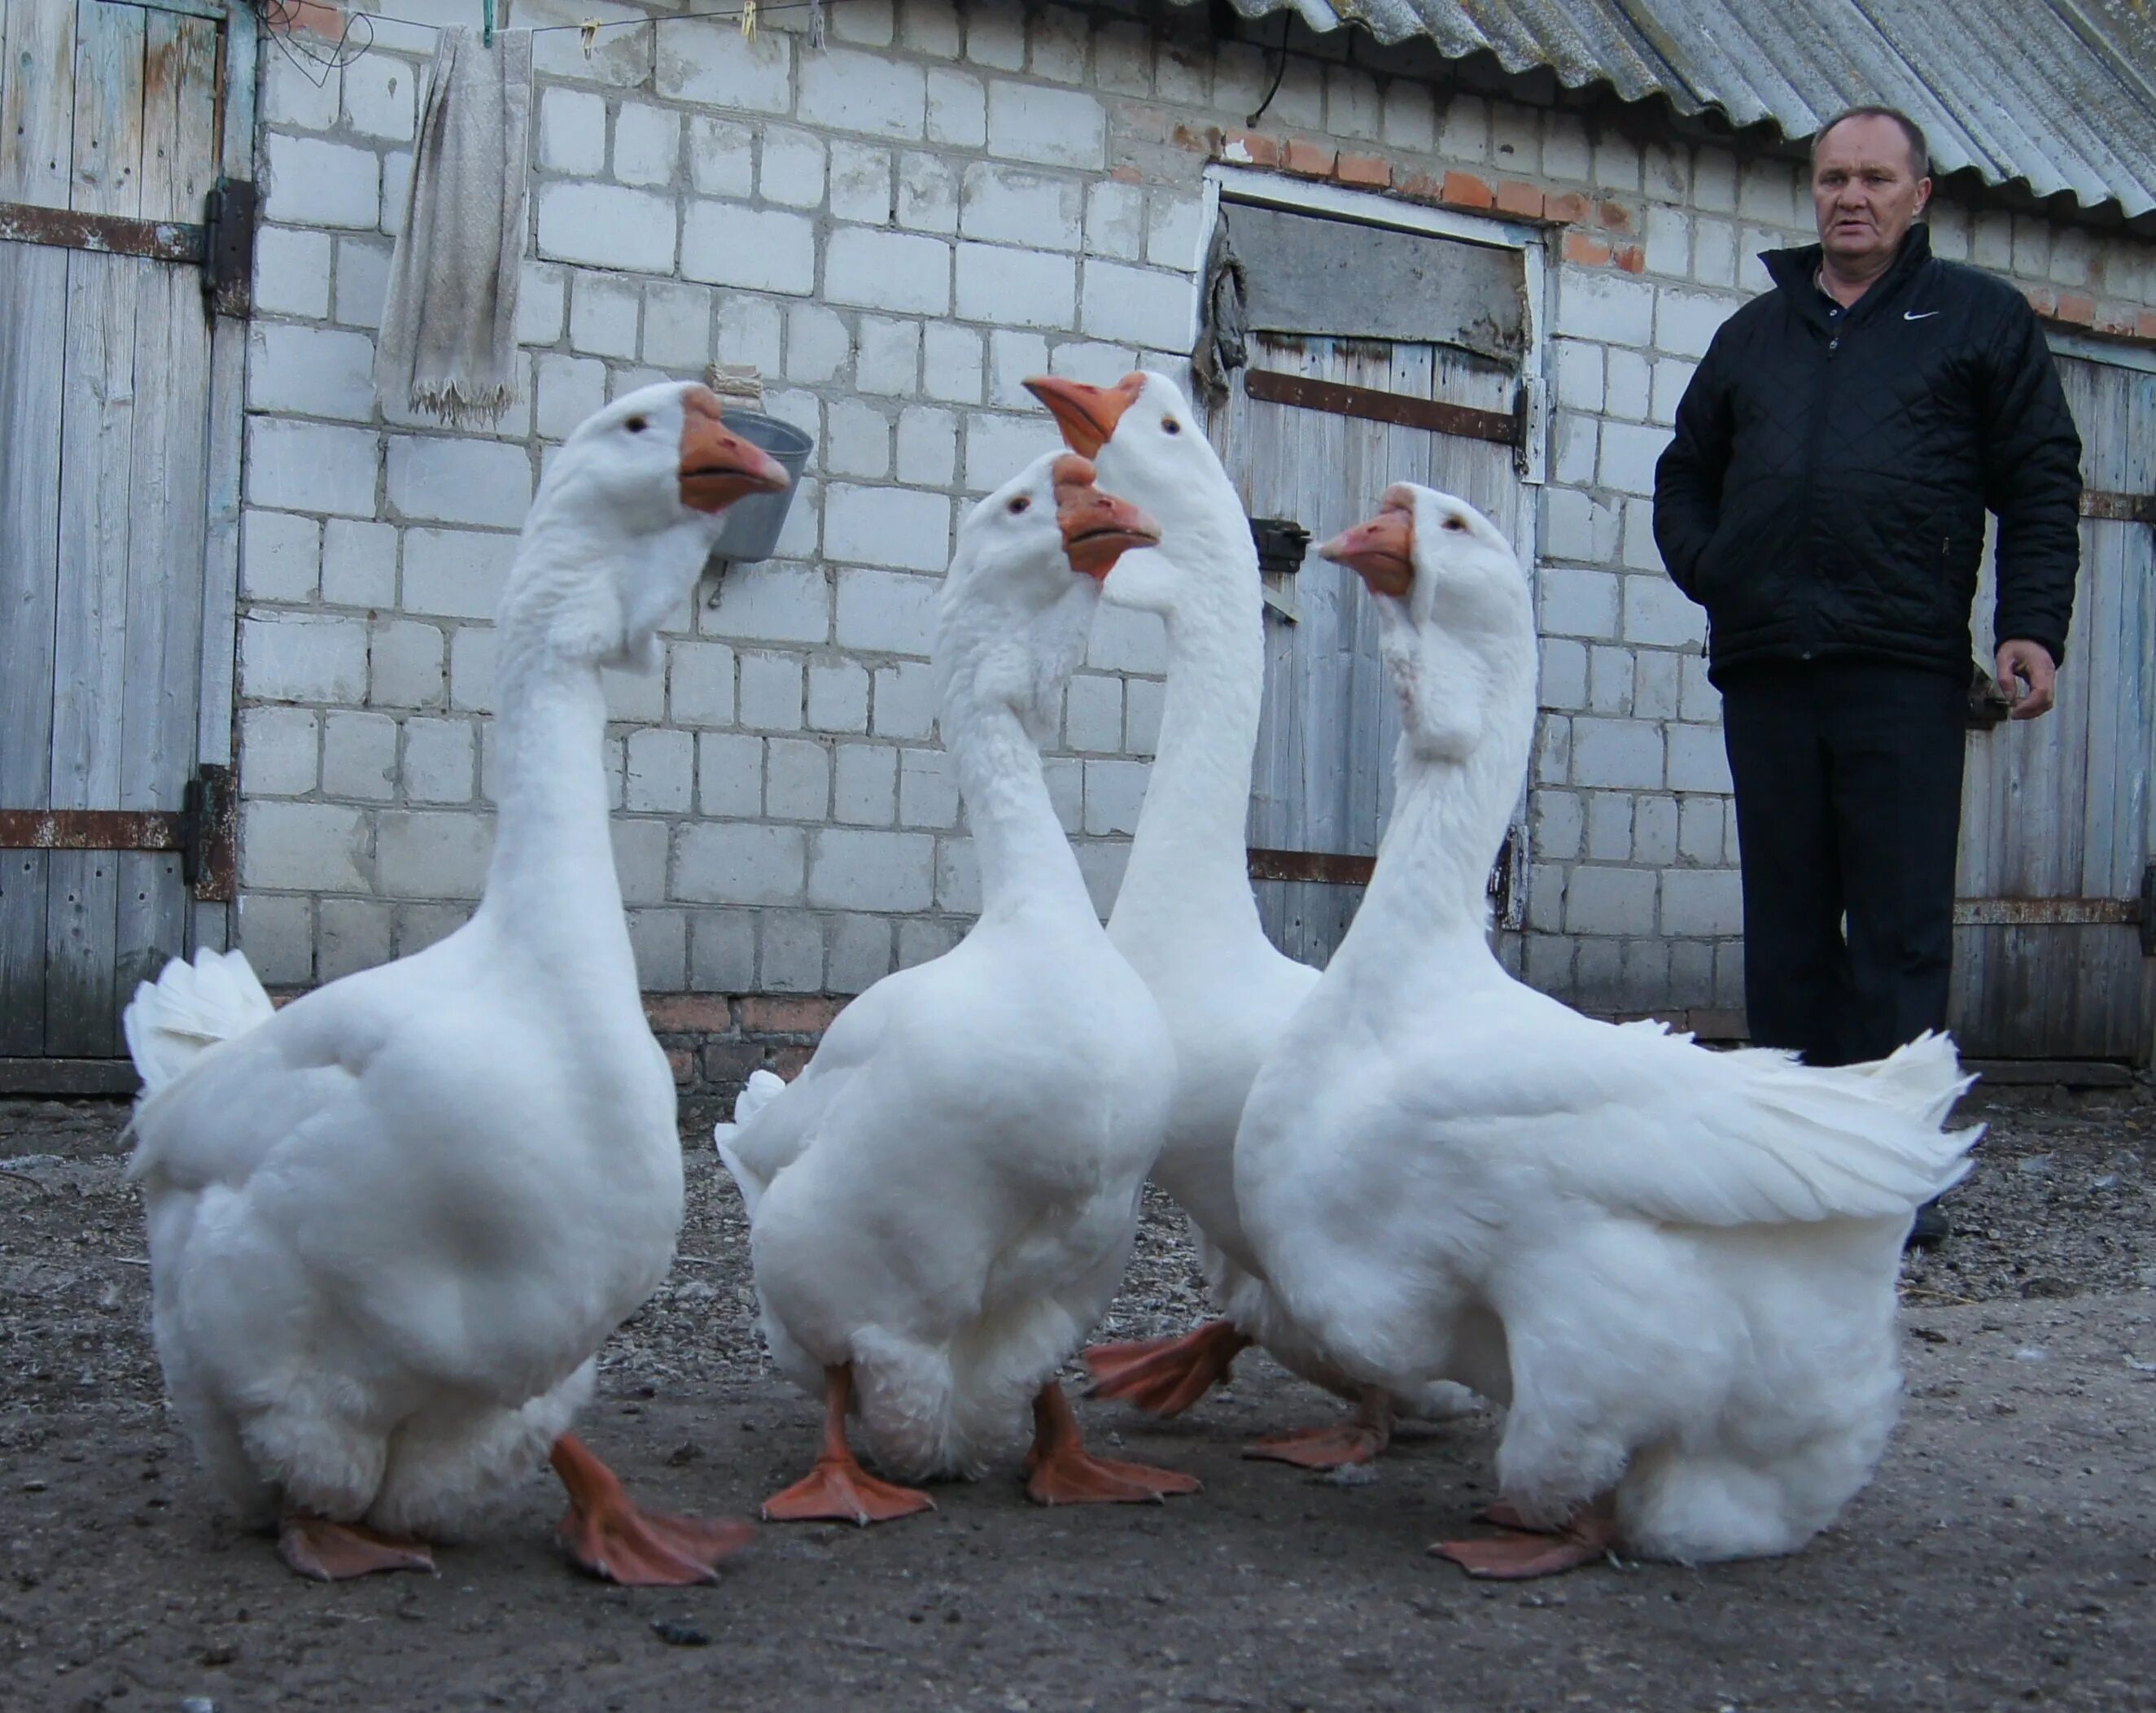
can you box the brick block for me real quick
[1585,792,1632,861]
[1655,287,1735,359]
[897,917,956,969]
[657,26,791,114]
[571,273,641,359]
[376,809,494,898]
[400,527,518,621]
[240,801,370,894]
[829,914,894,994]
[833,742,897,824]
[987,81,1104,168]
[245,418,379,518]
[1082,758,1150,835]
[1589,645,1632,715]
[318,896,391,982]
[682,203,816,296]
[628,907,686,987]
[241,509,321,602]
[614,103,680,187]
[1065,674,1122,753]
[1086,604,1168,675]
[1570,717,1664,789]
[897,150,959,233]
[540,88,606,174]
[697,732,762,819]
[851,317,917,397]
[387,438,531,529]
[760,125,826,208]
[688,908,757,991]
[536,183,677,275]
[824,227,952,315]
[825,487,951,574]
[400,716,474,804]
[936,835,980,912]
[265,133,379,229]
[766,736,830,819]
[261,55,339,129]
[1123,677,1164,755]
[1605,347,1651,421]
[665,640,735,728]
[989,329,1050,408]
[873,659,938,738]
[639,281,711,369]
[899,745,958,827]
[676,822,806,905]
[961,163,1083,251]
[1537,566,1621,640]
[800,48,925,139]
[1633,793,1679,865]
[370,617,446,710]
[318,518,394,608]
[787,303,853,385]
[1532,787,1583,862]
[1538,636,1589,710]
[895,405,959,487]
[927,65,986,147]
[961,409,1064,493]
[1678,795,1723,864]
[254,225,331,319]
[243,611,370,703]
[689,116,756,197]
[1564,864,1657,936]
[737,994,849,1033]
[835,566,940,653]
[1662,867,1743,937]
[922,322,984,402]
[1666,723,1733,793]
[1623,576,1704,648]
[624,728,695,814]
[808,661,870,732]
[240,706,320,796]
[1542,487,1620,563]
[1555,268,1655,347]
[831,141,893,225]
[535,353,607,443]
[810,828,934,911]
[1596,422,1668,496]
[739,651,805,730]
[1079,260,1192,351]
[1633,649,1681,721]
[957,241,1078,330]
[1085,181,1145,261]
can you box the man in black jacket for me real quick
[1654,106,2081,1244]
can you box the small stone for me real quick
[182,1699,221,1713]
[2020,1278,2075,1300]
[650,1619,711,1647]
[666,1440,700,1466]
[2015,1154,2056,1176]
[1321,1463,1380,1488]
[2014,1346,2049,1362]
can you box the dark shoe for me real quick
[1905,1198,1949,1250]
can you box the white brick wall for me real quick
[229,0,2156,1024]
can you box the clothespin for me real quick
[578,16,600,56]
[481,0,495,47]
[739,0,758,38]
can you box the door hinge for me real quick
[0,764,236,902]
[201,178,257,320]
[2144,863,2155,957]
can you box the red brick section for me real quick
[1495,180,1544,217]
[1441,170,1495,209]
[1563,231,1613,266]
[1336,152,1390,188]
[1284,138,1338,178]
[639,994,857,1124]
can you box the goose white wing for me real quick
[1393,990,1979,1229]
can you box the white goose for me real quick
[124,382,786,1584]
[1237,483,1980,1576]
[1023,370,1469,1467]
[715,452,1195,1522]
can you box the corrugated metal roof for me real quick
[1190,0,2156,218]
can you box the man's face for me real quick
[1812,116,1931,269]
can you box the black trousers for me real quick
[1719,661,1967,1069]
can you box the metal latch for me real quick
[1250,517,1309,579]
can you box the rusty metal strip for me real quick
[0,200,206,263]
[1247,847,1377,886]
[1953,896,2141,926]
[0,809,187,853]
[2080,489,2156,525]
[1244,369,1521,447]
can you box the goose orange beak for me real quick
[1052,452,1160,580]
[678,386,789,513]
[1025,373,1146,458]
[1320,496,1415,598]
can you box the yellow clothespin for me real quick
[578,16,600,55]
[740,0,758,38]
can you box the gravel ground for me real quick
[2,1085,2153,1711]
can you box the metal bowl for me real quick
[710,409,814,564]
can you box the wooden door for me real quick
[0,0,251,1088]
[1210,330,1530,965]
[1950,351,2156,1063]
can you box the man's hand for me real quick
[1994,639,2057,719]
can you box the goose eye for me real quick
[1161,417,1182,435]
[624,415,649,434]
[1443,514,1468,532]
[1008,496,1030,515]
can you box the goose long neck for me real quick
[1109,559,1266,945]
[947,681,1091,924]
[474,540,634,985]
[1356,727,1527,951]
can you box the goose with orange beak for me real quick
[716,452,1200,1521]
[124,384,786,1586]
[1023,372,1476,1468]
[1235,482,1979,1578]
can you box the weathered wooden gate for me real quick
[0,0,255,1091]
[1204,182,1540,965]
[1951,345,2156,1066]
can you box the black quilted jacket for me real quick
[1653,225,2081,681]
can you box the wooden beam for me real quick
[2080,489,2156,526]
[0,808,186,851]
[0,1055,139,1095]
[0,199,203,261]
[1244,369,1521,447]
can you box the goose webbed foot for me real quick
[550,1433,755,1584]
[762,1365,934,1527]
[1244,1387,1393,1470]
[1081,1319,1253,1416]
[1431,1498,1619,1580]
[1024,1382,1200,1506]
[277,1514,437,1581]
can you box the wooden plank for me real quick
[0,0,81,1055]
[1,0,79,208]
[70,0,146,218]
[1963,1058,2136,1086]
[0,200,203,258]
[0,1055,141,1094]
[0,808,186,848]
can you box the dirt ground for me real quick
[3,1088,2153,1713]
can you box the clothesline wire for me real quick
[254,0,856,87]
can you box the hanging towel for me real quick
[374,25,533,426]
[1190,209,1248,409]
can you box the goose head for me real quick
[1021,369,1248,618]
[1320,483,1534,767]
[514,381,789,671]
[936,452,1161,742]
